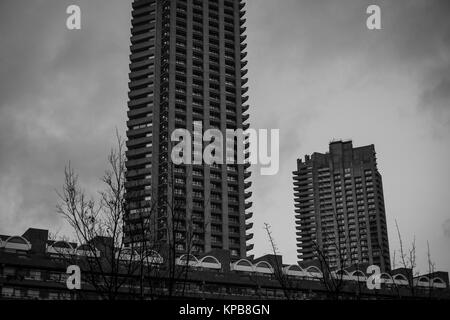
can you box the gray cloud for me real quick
[420,66,450,128]
[245,0,450,271]
[0,0,449,273]
[0,0,131,234]
[444,220,450,239]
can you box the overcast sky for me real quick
[0,0,449,273]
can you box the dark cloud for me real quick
[377,0,450,127]
[245,0,450,269]
[0,0,449,272]
[0,0,131,235]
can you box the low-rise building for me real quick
[1,228,448,300]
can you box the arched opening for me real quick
[254,261,274,274]
[283,264,304,277]
[305,266,322,279]
[176,254,199,267]
[200,256,222,269]
[144,250,164,264]
[432,277,446,288]
[350,270,367,281]
[116,247,138,260]
[76,244,100,257]
[5,236,32,251]
[333,269,351,280]
[52,241,74,249]
[393,274,408,286]
[380,273,393,285]
[231,259,254,272]
[416,276,430,287]
[47,241,75,256]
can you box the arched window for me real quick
[115,247,139,261]
[380,273,393,285]
[231,259,254,272]
[350,270,367,281]
[200,256,221,269]
[416,276,430,287]
[5,236,32,251]
[254,261,274,274]
[176,254,199,267]
[393,274,408,286]
[432,277,446,288]
[305,266,323,278]
[333,269,351,280]
[52,241,73,249]
[143,250,164,264]
[76,244,100,257]
[47,241,75,255]
[283,264,304,277]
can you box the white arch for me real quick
[286,264,303,272]
[116,247,139,261]
[351,270,365,276]
[305,266,323,278]
[5,236,32,251]
[254,261,274,274]
[144,250,164,264]
[415,276,431,287]
[47,241,75,255]
[335,269,350,275]
[179,254,199,263]
[379,273,394,285]
[176,254,199,267]
[200,256,222,269]
[306,266,321,273]
[231,259,254,272]
[76,244,100,257]
[0,239,4,248]
[432,277,447,289]
[283,264,305,277]
[393,274,409,286]
[350,270,367,282]
[332,269,352,280]
[52,241,74,249]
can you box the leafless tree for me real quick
[55,133,173,299]
[394,220,419,297]
[159,159,215,298]
[56,133,132,299]
[308,210,363,300]
[53,129,248,300]
[263,223,295,300]
[311,239,346,299]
